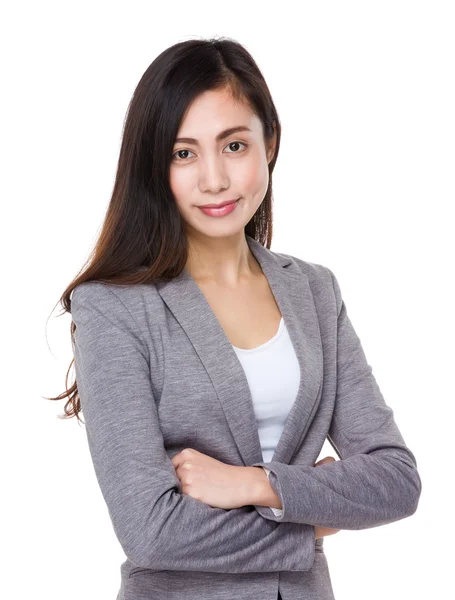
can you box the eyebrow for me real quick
[174,126,252,145]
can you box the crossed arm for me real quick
[71,268,421,574]
[170,266,422,530]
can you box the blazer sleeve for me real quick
[71,282,316,573]
[251,267,422,529]
[262,468,284,517]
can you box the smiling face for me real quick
[170,86,276,242]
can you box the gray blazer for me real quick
[71,234,422,600]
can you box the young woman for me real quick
[50,37,422,600]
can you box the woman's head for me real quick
[46,36,282,420]
[114,36,281,273]
[170,85,276,243]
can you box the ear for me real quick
[266,120,277,164]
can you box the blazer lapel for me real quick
[156,235,323,467]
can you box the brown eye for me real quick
[225,141,247,153]
[172,149,195,161]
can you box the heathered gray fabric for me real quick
[71,234,421,600]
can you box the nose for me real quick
[198,155,230,194]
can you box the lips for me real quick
[197,198,240,218]
[199,198,239,208]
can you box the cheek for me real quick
[169,167,193,214]
[169,167,187,199]
[236,151,269,194]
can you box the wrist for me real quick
[244,466,282,509]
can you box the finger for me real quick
[314,456,336,466]
[170,451,183,468]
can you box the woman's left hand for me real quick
[171,448,249,509]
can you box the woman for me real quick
[50,37,422,600]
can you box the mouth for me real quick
[197,198,240,217]
[198,198,240,208]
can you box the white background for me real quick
[2,1,452,598]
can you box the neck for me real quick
[185,232,260,286]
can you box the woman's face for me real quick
[169,87,276,241]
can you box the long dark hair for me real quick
[45,36,282,422]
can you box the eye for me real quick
[172,149,195,162]
[171,141,248,162]
[224,141,247,153]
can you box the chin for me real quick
[187,222,248,240]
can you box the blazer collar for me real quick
[156,234,323,466]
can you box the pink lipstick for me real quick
[198,198,240,217]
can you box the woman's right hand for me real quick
[313,456,341,539]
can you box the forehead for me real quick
[177,88,261,138]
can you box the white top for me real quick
[232,316,300,517]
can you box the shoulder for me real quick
[70,281,162,346]
[71,280,161,315]
[272,249,342,313]
[71,281,120,310]
[272,248,336,289]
